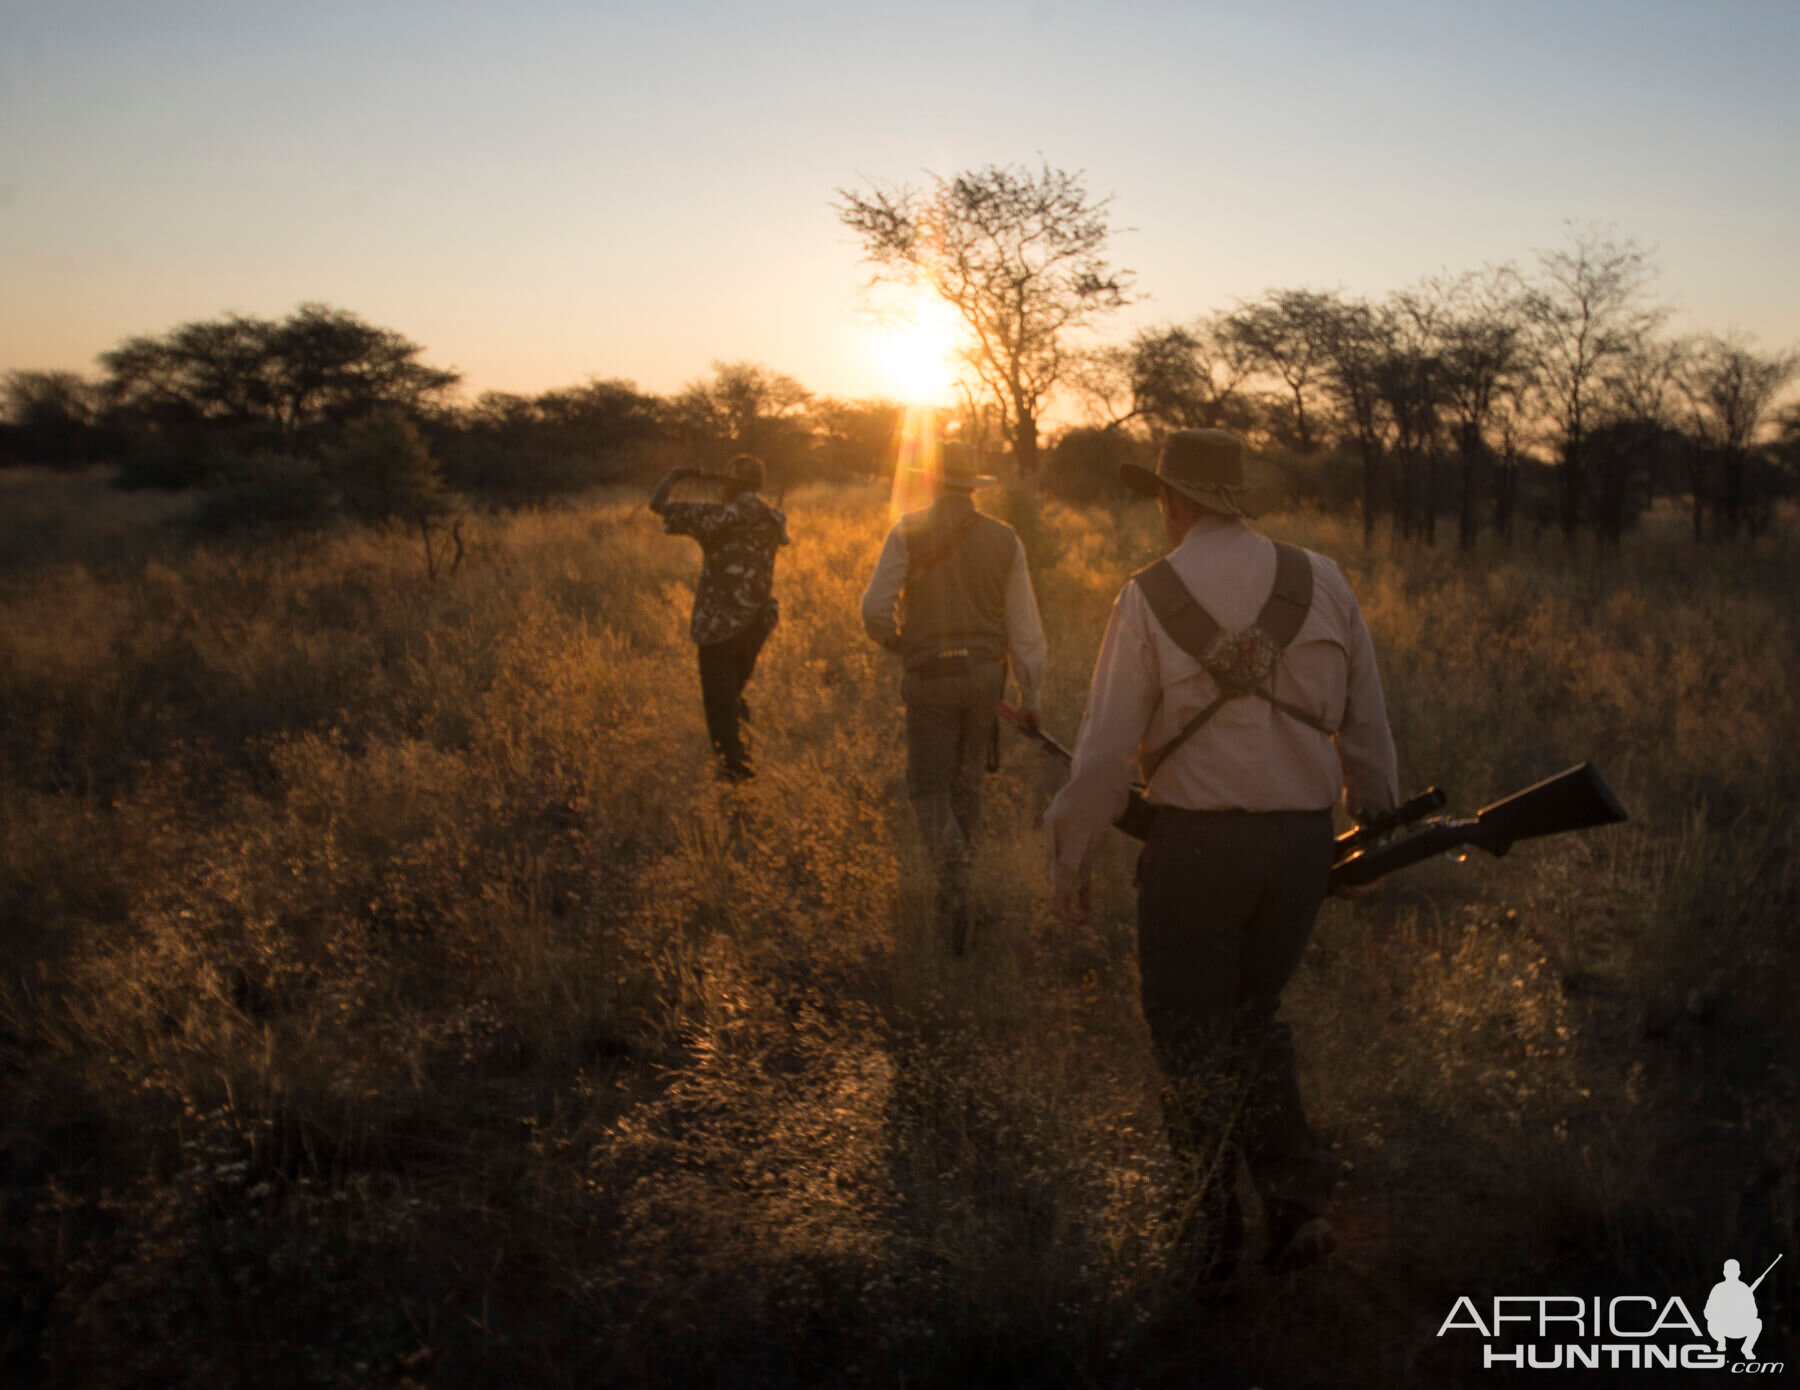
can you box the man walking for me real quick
[862,442,1047,954]
[1044,428,1399,1287]
[650,454,789,781]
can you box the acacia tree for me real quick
[1435,267,1531,550]
[1308,294,1393,545]
[1221,289,1337,456]
[670,361,813,477]
[1525,225,1662,538]
[835,162,1132,478]
[1679,333,1798,539]
[1076,317,1254,437]
[1489,370,1535,543]
[810,397,903,481]
[1,370,100,466]
[99,303,458,449]
[264,304,459,441]
[1374,285,1449,544]
[1591,330,1687,543]
[98,316,274,439]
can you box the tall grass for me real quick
[2,483,1794,1387]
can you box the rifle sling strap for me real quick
[906,511,980,582]
[1135,540,1328,781]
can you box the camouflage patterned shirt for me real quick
[660,493,790,646]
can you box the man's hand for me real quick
[650,466,701,513]
[1054,878,1092,924]
[997,700,1040,736]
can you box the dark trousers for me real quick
[1136,807,1337,1233]
[901,657,1004,952]
[697,618,772,774]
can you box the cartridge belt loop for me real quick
[915,649,972,679]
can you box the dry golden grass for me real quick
[1,482,1795,1387]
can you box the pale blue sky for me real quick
[4,0,1796,405]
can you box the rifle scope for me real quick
[1336,787,1447,855]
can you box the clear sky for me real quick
[4,0,1796,408]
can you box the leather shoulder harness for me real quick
[1131,540,1332,780]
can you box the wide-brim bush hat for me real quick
[1119,428,1285,518]
[906,441,997,490]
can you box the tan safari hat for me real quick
[1119,428,1286,518]
[906,440,998,490]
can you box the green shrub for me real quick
[113,447,251,492]
[1041,426,1143,504]
[185,455,336,536]
[322,411,453,523]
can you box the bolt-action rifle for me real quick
[998,703,1628,890]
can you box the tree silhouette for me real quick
[1308,294,1393,545]
[1680,333,1798,538]
[1,370,99,467]
[1222,289,1336,457]
[99,304,458,450]
[1078,318,1254,438]
[836,161,1132,478]
[671,361,812,474]
[1525,225,1663,539]
[1435,268,1531,550]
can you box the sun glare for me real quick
[888,404,943,520]
[871,294,960,405]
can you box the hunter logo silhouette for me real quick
[1433,1249,1790,1371]
[1705,1254,1778,1362]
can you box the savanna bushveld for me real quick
[3,174,1799,1386]
[3,468,1796,1387]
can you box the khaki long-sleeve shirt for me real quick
[1045,511,1399,895]
[861,497,1048,711]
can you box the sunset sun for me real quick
[870,292,960,404]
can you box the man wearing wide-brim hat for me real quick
[861,441,1047,955]
[1044,427,1400,1291]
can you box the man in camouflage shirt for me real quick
[650,454,790,780]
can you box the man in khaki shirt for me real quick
[1045,428,1398,1289]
